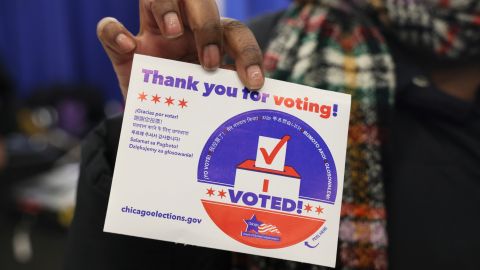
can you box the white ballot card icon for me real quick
[255,135,290,171]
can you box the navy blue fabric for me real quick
[224,0,290,21]
[0,1,289,100]
[0,0,139,100]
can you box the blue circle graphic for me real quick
[197,110,337,204]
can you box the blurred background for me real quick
[0,1,290,269]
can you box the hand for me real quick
[97,0,265,99]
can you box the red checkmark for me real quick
[260,135,291,165]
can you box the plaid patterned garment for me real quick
[234,1,480,270]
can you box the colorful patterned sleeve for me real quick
[363,0,480,60]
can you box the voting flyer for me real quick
[104,54,351,267]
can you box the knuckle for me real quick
[240,45,262,64]
[150,1,163,13]
[151,0,177,16]
[191,20,222,35]
[222,19,247,31]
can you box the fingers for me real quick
[97,17,137,97]
[141,0,222,70]
[183,0,222,70]
[223,19,265,90]
[113,1,263,93]
[146,0,184,38]
[97,17,136,60]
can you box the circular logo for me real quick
[197,110,337,249]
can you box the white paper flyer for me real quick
[104,54,351,267]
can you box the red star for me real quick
[217,190,226,199]
[138,91,148,102]
[206,188,215,197]
[151,94,161,104]
[304,204,313,213]
[315,206,324,215]
[178,98,188,108]
[165,97,175,106]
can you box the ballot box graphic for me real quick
[234,135,301,200]
[234,135,301,242]
[198,110,338,249]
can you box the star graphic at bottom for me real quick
[304,204,313,213]
[244,214,262,233]
[315,206,324,214]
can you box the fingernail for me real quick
[164,12,182,38]
[203,44,220,70]
[115,33,135,51]
[247,65,264,89]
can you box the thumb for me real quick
[97,17,137,99]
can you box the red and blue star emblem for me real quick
[244,214,262,233]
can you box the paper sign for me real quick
[104,54,351,267]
